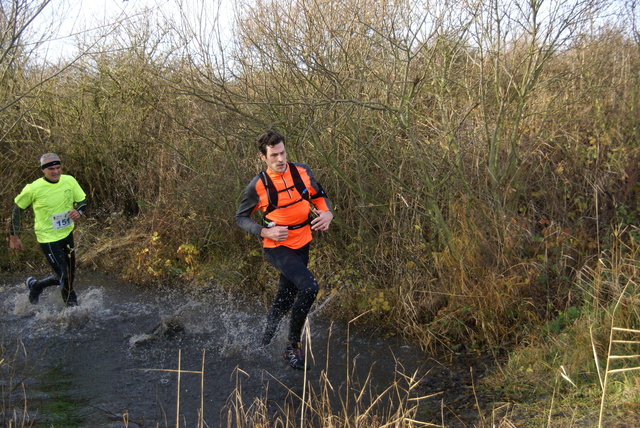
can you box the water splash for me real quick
[0,272,431,427]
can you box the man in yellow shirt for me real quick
[9,153,87,307]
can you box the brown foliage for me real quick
[2,0,640,353]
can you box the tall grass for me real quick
[1,336,33,427]
[144,321,443,427]
[478,226,640,425]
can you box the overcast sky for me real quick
[34,0,234,61]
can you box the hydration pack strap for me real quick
[260,163,309,215]
[264,217,312,230]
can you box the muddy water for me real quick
[0,271,491,427]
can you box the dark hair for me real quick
[257,130,285,155]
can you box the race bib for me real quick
[51,212,73,230]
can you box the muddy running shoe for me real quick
[283,342,309,370]
[25,277,38,304]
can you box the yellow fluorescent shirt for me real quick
[14,174,87,243]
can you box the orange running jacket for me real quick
[235,163,331,249]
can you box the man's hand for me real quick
[8,235,23,251]
[261,225,289,241]
[311,210,333,231]
[68,209,82,221]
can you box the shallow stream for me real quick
[0,271,494,427]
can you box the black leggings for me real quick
[262,243,319,345]
[32,233,77,305]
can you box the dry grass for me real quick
[222,348,441,427]
[1,336,34,427]
[127,319,444,428]
[478,228,640,427]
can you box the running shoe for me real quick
[25,277,38,304]
[283,342,309,370]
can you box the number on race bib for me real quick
[51,212,73,230]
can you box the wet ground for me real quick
[0,270,498,427]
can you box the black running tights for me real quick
[33,233,77,305]
[262,243,319,345]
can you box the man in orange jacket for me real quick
[236,130,333,370]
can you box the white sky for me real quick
[34,0,235,61]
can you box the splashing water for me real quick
[0,271,465,427]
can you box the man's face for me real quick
[43,165,62,182]
[260,141,287,173]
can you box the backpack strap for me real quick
[310,182,327,200]
[288,162,309,201]
[260,170,279,216]
[259,163,312,228]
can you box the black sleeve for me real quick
[10,204,23,236]
[235,176,265,236]
[75,199,87,216]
